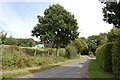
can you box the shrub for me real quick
[2,51,25,70]
[69,39,88,54]
[96,43,113,73]
[47,48,56,57]
[59,48,66,57]
[112,38,120,78]
[65,45,77,58]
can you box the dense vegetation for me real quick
[89,0,120,78]
[96,28,120,78]
[1,45,81,70]
[1,34,89,72]
[1,33,89,70]
[112,38,120,78]
[96,43,113,73]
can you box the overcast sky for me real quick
[0,0,113,41]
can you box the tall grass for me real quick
[1,45,69,70]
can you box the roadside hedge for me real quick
[2,45,68,70]
[65,45,77,58]
[96,39,120,78]
[112,38,120,78]
[96,43,113,73]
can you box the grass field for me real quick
[88,60,113,78]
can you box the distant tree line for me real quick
[0,33,55,47]
[4,37,37,47]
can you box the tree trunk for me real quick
[56,47,59,57]
[34,50,36,56]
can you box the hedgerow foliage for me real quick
[1,45,67,70]
[96,38,120,78]
[96,43,113,73]
[112,38,120,78]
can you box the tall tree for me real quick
[97,33,108,45]
[87,35,100,46]
[87,35,99,53]
[31,4,79,56]
[101,0,120,28]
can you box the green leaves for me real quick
[31,4,79,48]
[101,1,120,28]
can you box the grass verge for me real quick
[2,65,59,79]
[1,57,81,79]
[88,60,113,78]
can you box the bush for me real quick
[47,48,56,56]
[112,38,120,78]
[59,48,66,57]
[96,43,113,73]
[2,51,26,70]
[69,39,88,54]
[65,45,78,58]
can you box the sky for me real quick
[0,0,113,41]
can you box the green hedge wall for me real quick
[112,38,120,78]
[96,39,120,78]
[96,43,113,73]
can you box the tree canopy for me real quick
[31,4,79,56]
[101,0,120,28]
[107,27,120,42]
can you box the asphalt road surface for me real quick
[21,56,91,79]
